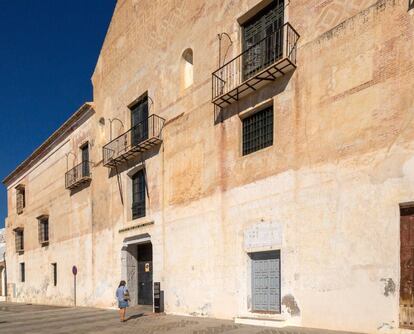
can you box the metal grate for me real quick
[242,106,274,155]
[15,229,24,252]
[132,170,146,219]
[38,217,49,244]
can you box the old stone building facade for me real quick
[3,0,414,333]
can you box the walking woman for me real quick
[116,280,130,322]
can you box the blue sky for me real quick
[0,2,116,228]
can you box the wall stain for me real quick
[282,294,300,316]
[377,322,394,331]
[380,278,396,296]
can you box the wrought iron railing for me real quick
[103,114,165,167]
[65,161,92,189]
[212,23,299,101]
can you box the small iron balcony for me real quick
[212,23,300,108]
[65,161,92,190]
[103,114,165,168]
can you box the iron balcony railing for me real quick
[212,23,300,105]
[103,114,165,167]
[65,161,92,190]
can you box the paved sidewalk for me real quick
[0,302,362,334]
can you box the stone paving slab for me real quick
[0,302,363,334]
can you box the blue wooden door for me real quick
[251,251,280,312]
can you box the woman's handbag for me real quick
[123,289,131,302]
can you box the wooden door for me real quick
[131,96,149,146]
[81,144,89,177]
[242,0,284,80]
[138,243,153,305]
[251,250,280,313]
[400,209,414,329]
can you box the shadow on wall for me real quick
[69,179,92,197]
[107,147,161,179]
[214,71,294,124]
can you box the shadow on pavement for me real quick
[125,312,145,322]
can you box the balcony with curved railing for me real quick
[103,114,165,168]
[212,23,300,108]
[65,161,92,190]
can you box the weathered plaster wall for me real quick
[5,111,96,306]
[4,0,414,333]
[89,0,414,332]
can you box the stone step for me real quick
[235,316,287,328]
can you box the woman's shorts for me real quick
[118,300,129,309]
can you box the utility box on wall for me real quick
[154,282,163,313]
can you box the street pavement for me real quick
[0,302,363,334]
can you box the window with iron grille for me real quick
[38,216,49,245]
[20,263,25,283]
[15,229,24,252]
[52,263,57,286]
[132,169,146,219]
[242,106,274,155]
[16,185,25,214]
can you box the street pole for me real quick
[72,266,78,307]
[74,274,76,307]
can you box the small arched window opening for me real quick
[181,48,193,89]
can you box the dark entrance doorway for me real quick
[138,243,153,305]
[400,206,414,329]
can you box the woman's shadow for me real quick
[125,312,145,322]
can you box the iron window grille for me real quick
[38,216,49,245]
[15,229,24,253]
[20,263,25,283]
[52,263,57,286]
[16,185,25,214]
[242,106,274,155]
[132,170,146,219]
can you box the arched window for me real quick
[181,48,193,89]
